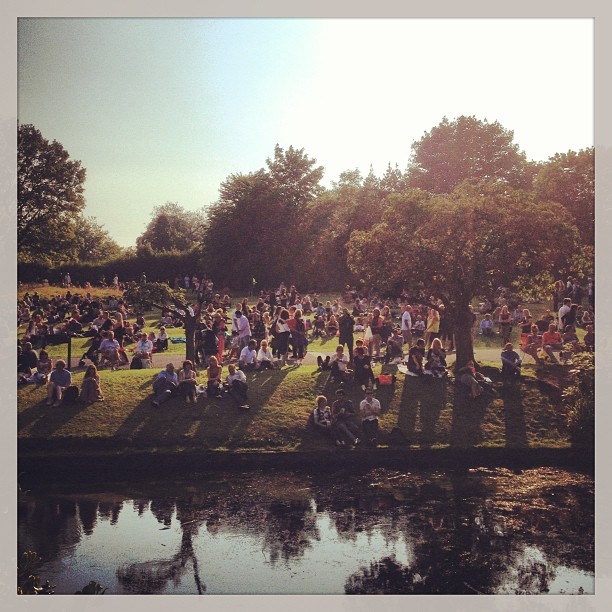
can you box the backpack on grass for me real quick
[63,385,79,402]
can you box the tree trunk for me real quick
[184,315,197,363]
[454,303,476,371]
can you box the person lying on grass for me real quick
[225,363,249,409]
[178,359,198,404]
[151,362,178,407]
[80,364,104,404]
[46,359,72,407]
[331,388,360,447]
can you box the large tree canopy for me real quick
[347,182,580,368]
[407,115,530,194]
[18,124,87,263]
[136,202,206,254]
[266,144,325,209]
[533,148,594,245]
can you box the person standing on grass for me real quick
[558,297,572,333]
[235,309,252,351]
[338,308,355,362]
[368,308,384,360]
[46,359,72,407]
[359,387,381,446]
[401,305,413,349]
[226,363,249,409]
[151,362,179,407]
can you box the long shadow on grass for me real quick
[397,376,447,447]
[18,391,91,438]
[450,384,495,448]
[500,384,529,448]
[165,365,297,450]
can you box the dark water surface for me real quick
[18,467,594,595]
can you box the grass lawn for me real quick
[18,362,571,455]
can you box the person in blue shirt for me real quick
[46,359,72,407]
[480,313,494,336]
[152,363,178,406]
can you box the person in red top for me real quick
[541,323,563,363]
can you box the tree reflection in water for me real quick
[18,467,593,594]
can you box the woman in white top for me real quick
[256,339,275,369]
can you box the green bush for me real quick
[562,352,594,447]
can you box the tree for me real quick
[407,116,529,194]
[136,202,206,254]
[18,124,87,263]
[533,148,594,245]
[74,216,124,263]
[123,282,200,362]
[265,144,325,209]
[347,182,580,368]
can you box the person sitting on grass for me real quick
[256,339,275,369]
[178,359,198,403]
[312,315,326,339]
[46,359,72,407]
[18,342,38,376]
[225,363,249,409]
[359,387,381,446]
[331,388,360,447]
[406,338,426,376]
[480,313,494,336]
[79,364,104,404]
[155,326,169,351]
[501,342,522,383]
[134,332,153,362]
[457,360,489,398]
[206,355,224,399]
[424,338,447,378]
[523,324,544,365]
[541,323,564,364]
[326,314,339,338]
[99,330,121,370]
[312,395,333,437]
[239,339,258,371]
[152,362,179,407]
[384,327,404,364]
[583,325,594,351]
[353,344,376,390]
[329,345,351,383]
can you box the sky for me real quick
[17,18,593,248]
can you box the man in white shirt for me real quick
[235,310,252,350]
[329,345,350,382]
[226,363,249,409]
[359,388,381,446]
[239,339,257,371]
[401,305,413,348]
[558,297,572,332]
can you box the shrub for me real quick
[562,352,594,447]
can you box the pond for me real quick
[18,466,594,595]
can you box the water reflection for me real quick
[18,467,594,595]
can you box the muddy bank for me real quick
[18,444,594,485]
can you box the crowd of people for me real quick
[17,276,595,418]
